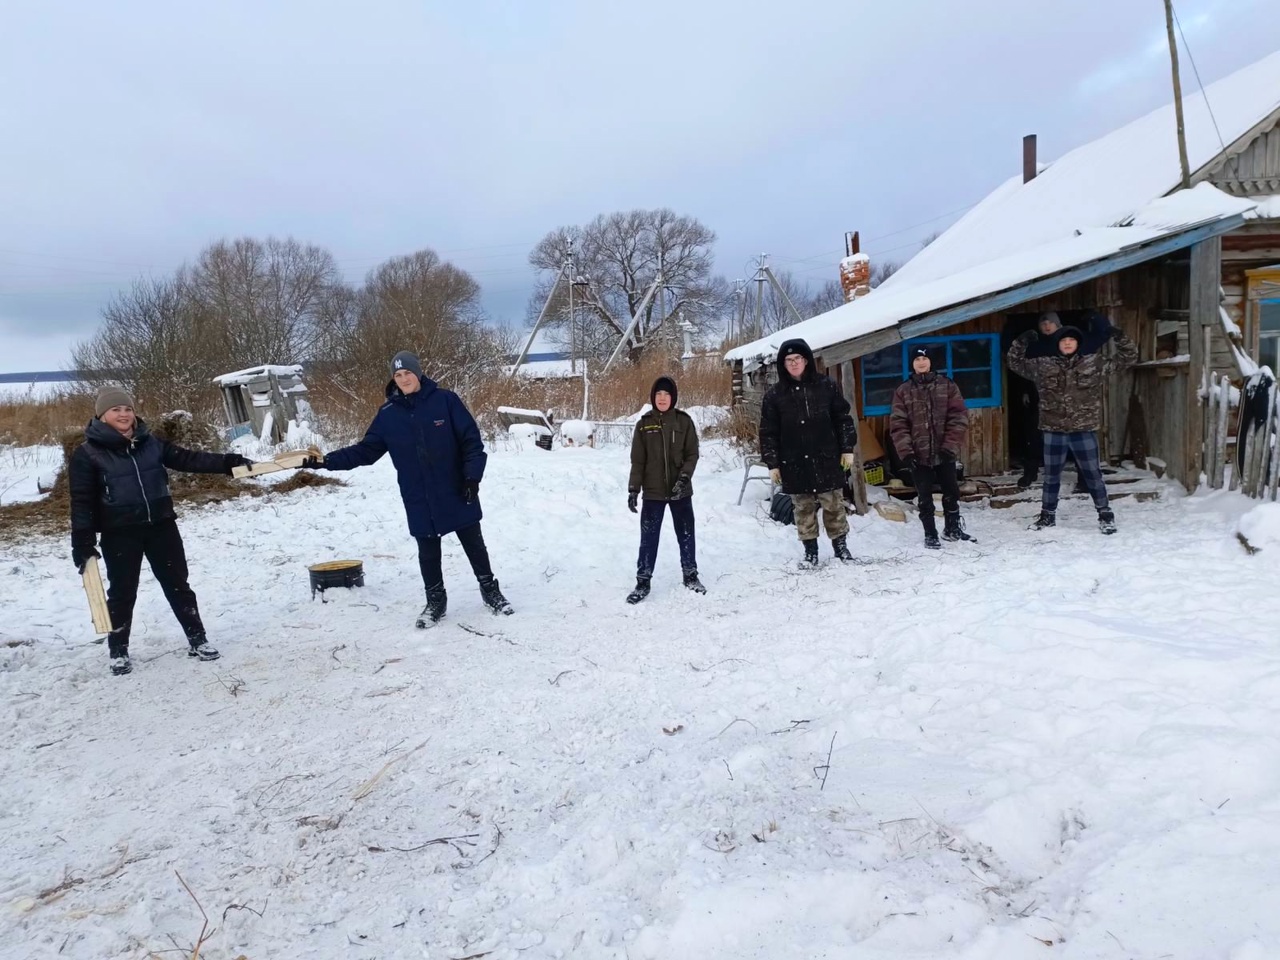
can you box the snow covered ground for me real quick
[0,443,63,505]
[3,439,1280,960]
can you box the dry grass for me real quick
[0,414,343,544]
[307,356,731,442]
[0,392,94,446]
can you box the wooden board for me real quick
[232,447,320,479]
[81,558,112,635]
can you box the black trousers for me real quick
[416,522,493,592]
[100,519,205,656]
[636,497,697,578]
[911,462,961,519]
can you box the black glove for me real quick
[904,456,919,472]
[939,449,958,463]
[670,475,689,499]
[223,453,253,475]
[627,491,639,513]
[72,533,99,573]
[301,455,326,469]
[462,478,480,505]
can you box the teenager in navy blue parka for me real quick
[305,351,513,626]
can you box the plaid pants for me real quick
[790,489,849,541]
[1042,430,1108,512]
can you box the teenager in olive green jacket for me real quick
[625,376,702,603]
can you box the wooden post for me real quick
[1187,237,1220,488]
[1204,373,1219,487]
[1164,0,1192,189]
[1267,386,1280,501]
[840,360,869,516]
[1213,374,1231,488]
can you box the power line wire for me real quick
[1171,0,1227,154]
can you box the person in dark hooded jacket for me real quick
[758,339,858,564]
[68,386,253,676]
[304,351,512,625]
[625,376,702,603]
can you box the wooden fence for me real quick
[1204,370,1278,499]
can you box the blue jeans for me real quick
[1042,431,1108,512]
[637,497,697,578]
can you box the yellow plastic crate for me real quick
[863,462,885,486]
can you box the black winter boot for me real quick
[831,535,853,562]
[682,569,707,594]
[626,577,651,604]
[921,513,941,550]
[110,654,132,676]
[1030,511,1056,530]
[187,634,221,661]
[478,576,514,615]
[1098,509,1117,535]
[802,539,819,565]
[942,512,975,542]
[416,584,447,627]
[1017,467,1037,491]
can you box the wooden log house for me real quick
[726,50,1280,492]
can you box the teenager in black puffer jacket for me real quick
[68,386,253,676]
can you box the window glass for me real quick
[951,338,993,369]
[953,369,993,399]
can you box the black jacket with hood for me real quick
[628,376,699,501]
[758,339,858,495]
[68,417,232,534]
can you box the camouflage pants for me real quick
[790,489,849,541]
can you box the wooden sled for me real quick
[232,446,322,479]
[82,557,113,635]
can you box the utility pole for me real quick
[567,240,576,375]
[1164,0,1192,189]
[754,253,766,339]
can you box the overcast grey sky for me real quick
[2,0,1277,371]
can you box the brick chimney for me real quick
[839,231,871,303]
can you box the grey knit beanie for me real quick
[94,386,136,418]
[389,351,424,379]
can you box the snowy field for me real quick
[2,439,1280,960]
[0,444,63,506]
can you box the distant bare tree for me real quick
[528,209,725,363]
[189,237,345,363]
[323,249,504,402]
[805,278,846,314]
[870,260,901,289]
[919,231,942,249]
[73,275,217,415]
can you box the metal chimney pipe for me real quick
[1023,134,1038,183]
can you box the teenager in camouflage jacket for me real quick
[1006,321,1138,533]
[889,347,972,547]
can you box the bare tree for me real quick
[527,209,725,362]
[188,237,345,363]
[324,249,504,402]
[73,274,217,414]
[870,260,901,289]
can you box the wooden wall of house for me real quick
[1222,219,1280,354]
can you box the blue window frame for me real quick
[861,333,1002,416]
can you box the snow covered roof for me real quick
[886,50,1280,290]
[726,187,1256,366]
[212,364,304,386]
[726,48,1280,368]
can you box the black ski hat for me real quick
[651,376,678,409]
[775,338,816,382]
[1056,326,1084,351]
[390,350,423,379]
[911,347,930,360]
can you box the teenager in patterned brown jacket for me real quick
[1007,320,1138,534]
[889,347,973,548]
